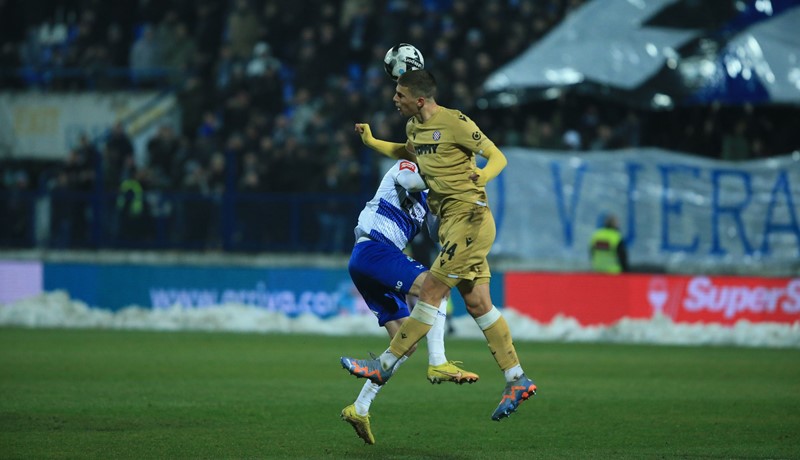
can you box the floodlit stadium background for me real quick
[1,0,798,343]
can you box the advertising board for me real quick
[505,272,800,325]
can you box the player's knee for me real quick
[463,294,493,317]
[465,302,492,317]
[408,271,427,297]
[460,280,492,316]
[419,274,450,305]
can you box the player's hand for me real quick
[354,123,373,144]
[470,171,486,187]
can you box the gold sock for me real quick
[482,315,519,371]
[389,317,432,358]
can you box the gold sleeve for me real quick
[475,144,507,186]
[357,123,415,160]
[365,137,409,159]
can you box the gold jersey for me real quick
[405,106,496,216]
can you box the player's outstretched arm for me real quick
[355,123,415,161]
[471,144,508,186]
[396,161,427,192]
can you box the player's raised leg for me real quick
[376,275,450,371]
[462,281,537,420]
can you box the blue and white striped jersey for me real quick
[354,160,430,251]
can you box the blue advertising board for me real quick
[43,263,500,317]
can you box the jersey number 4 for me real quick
[439,240,458,265]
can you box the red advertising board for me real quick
[504,273,800,326]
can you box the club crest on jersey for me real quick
[399,160,416,172]
[432,130,441,141]
[472,131,482,140]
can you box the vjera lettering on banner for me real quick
[504,273,800,325]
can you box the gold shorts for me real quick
[430,203,495,288]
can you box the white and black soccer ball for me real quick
[383,43,425,80]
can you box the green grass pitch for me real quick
[1,327,798,459]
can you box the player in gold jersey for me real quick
[342,70,537,421]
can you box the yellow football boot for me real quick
[341,404,375,445]
[427,361,479,384]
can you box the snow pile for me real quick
[2,291,798,348]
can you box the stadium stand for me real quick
[1,0,798,253]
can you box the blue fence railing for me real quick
[1,67,178,91]
[0,189,366,254]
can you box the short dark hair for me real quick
[398,70,437,99]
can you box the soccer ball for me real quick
[383,43,424,80]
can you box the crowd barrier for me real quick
[2,259,797,326]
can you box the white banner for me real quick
[489,148,800,276]
[0,92,167,159]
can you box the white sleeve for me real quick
[395,160,426,192]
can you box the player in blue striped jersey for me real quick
[341,145,478,445]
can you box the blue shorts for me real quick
[348,240,427,327]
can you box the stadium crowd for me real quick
[1,0,797,251]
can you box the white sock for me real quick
[379,348,399,371]
[395,355,408,370]
[504,364,524,383]
[354,381,380,416]
[354,356,408,416]
[426,298,448,366]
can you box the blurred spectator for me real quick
[317,143,361,253]
[289,88,322,140]
[536,122,563,150]
[221,89,252,139]
[589,214,629,274]
[247,63,284,118]
[214,45,237,92]
[104,122,134,190]
[155,9,178,47]
[245,41,280,78]
[207,151,227,196]
[161,21,197,84]
[236,153,267,248]
[615,111,641,148]
[0,41,22,88]
[179,159,213,247]
[194,1,224,55]
[722,120,749,161]
[129,25,161,85]
[292,27,325,94]
[74,134,99,191]
[48,147,95,248]
[146,125,180,188]
[105,23,129,68]
[115,168,152,246]
[178,76,210,138]
[0,170,33,246]
[341,0,378,63]
[48,169,74,248]
[589,124,614,151]
[197,110,222,144]
[227,0,260,61]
